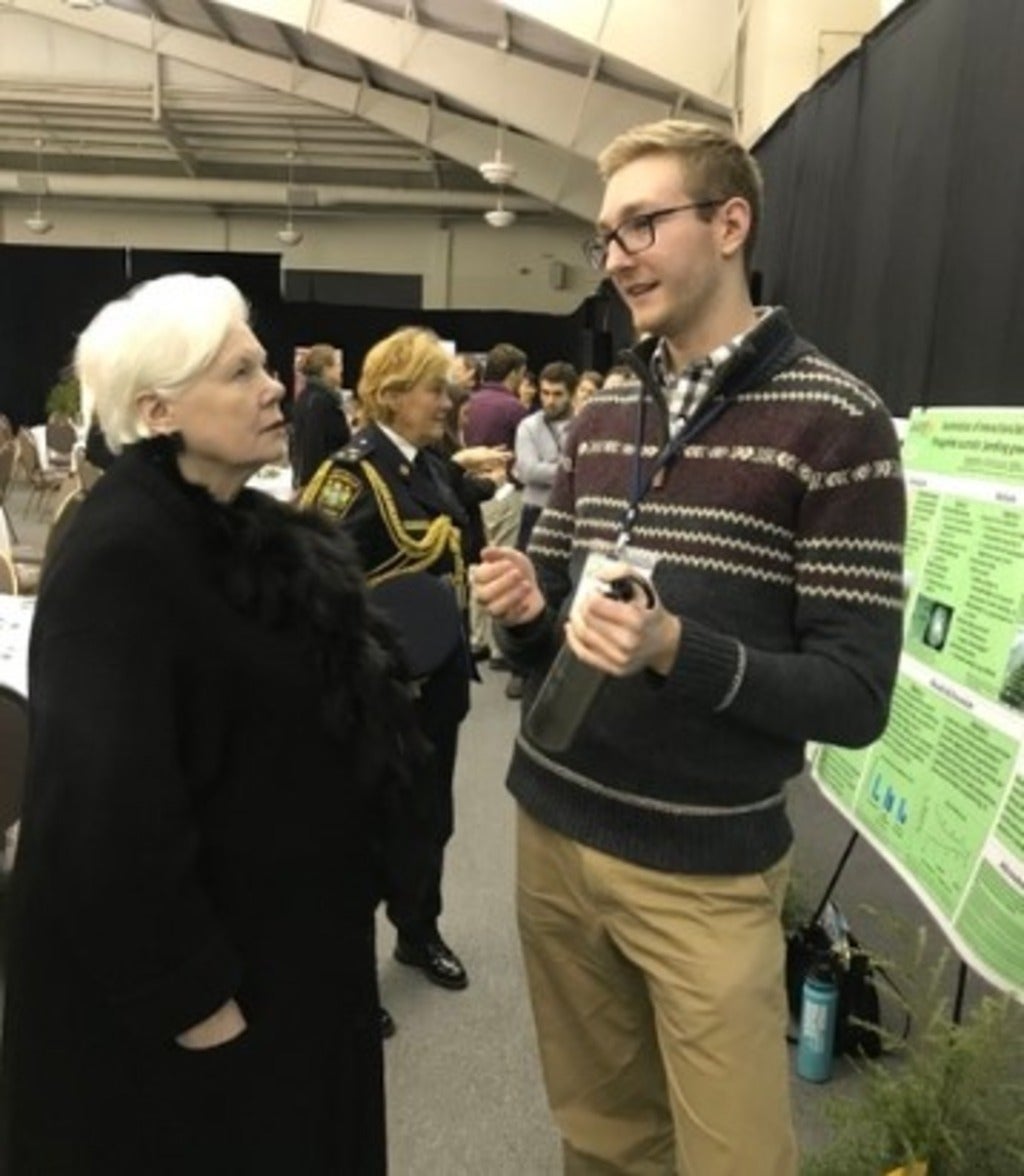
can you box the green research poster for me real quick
[811,407,1024,996]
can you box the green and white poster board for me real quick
[810,407,1024,996]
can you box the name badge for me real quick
[570,548,659,622]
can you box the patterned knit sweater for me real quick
[499,309,905,875]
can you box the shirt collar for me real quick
[652,306,777,428]
[653,307,775,383]
[379,423,418,464]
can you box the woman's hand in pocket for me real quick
[175,998,247,1051]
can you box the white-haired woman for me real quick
[0,274,417,1174]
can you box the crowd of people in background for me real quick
[284,337,609,702]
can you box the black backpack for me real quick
[785,901,886,1057]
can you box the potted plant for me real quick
[801,933,1024,1175]
[45,372,81,422]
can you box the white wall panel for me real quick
[0,202,598,313]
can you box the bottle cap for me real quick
[809,959,837,984]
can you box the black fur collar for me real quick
[132,437,425,798]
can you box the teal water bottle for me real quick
[796,962,838,1082]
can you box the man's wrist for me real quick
[648,614,682,676]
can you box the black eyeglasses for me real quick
[581,200,725,270]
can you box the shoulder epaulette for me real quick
[333,432,375,465]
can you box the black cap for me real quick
[368,573,463,678]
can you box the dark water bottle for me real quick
[796,961,839,1082]
[524,575,653,755]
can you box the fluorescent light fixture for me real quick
[25,209,54,235]
[484,207,516,228]
[276,223,303,247]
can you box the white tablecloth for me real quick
[246,465,295,503]
[30,424,49,470]
[0,593,35,699]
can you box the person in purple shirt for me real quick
[462,343,529,453]
[463,343,529,665]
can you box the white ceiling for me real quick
[0,0,738,228]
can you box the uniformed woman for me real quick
[302,327,477,1009]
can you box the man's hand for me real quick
[566,566,681,678]
[471,546,545,626]
[452,445,511,474]
[175,998,247,1051]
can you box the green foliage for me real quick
[45,374,80,419]
[999,661,1024,710]
[802,933,1024,1175]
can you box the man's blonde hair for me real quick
[357,327,449,425]
[598,119,763,266]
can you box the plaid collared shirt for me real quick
[652,309,773,435]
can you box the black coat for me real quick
[1,441,412,1174]
[291,377,351,487]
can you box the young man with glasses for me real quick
[473,120,905,1174]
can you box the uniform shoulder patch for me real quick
[318,468,363,516]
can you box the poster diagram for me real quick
[811,407,1024,996]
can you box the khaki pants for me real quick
[516,808,798,1176]
[470,488,522,651]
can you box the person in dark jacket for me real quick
[290,342,350,487]
[0,274,418,1175]
[302,327,477,1005]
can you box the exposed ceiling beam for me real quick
[7,0,603,220]
[151,55,197,177]
[155,113,198,176]
[195,0,235,43]
[274,21,306,63]
[499,0,736,112]
[0,169,548,211]
[136,0,171,24]
[218,0,727,158]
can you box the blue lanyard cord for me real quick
[616,388,730,553]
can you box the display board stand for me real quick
[811,407,1024,1000]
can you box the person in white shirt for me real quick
[513,361,576,551]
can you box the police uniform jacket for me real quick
[301,422,472,727]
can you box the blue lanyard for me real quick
[616,387,731,553]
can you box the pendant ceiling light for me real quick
[479,123,517,228]
[276,151,303,247]
[25,138,54,236]
[484,195,516,229]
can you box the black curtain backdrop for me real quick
[753,0,1024,416]
[0,246,124,428]
[0,244,603,429]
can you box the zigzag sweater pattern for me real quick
[501,310,906,875]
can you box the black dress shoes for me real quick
[394,936,469,991]
[379,1007,396,1039]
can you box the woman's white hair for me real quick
[76,273,249,453]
